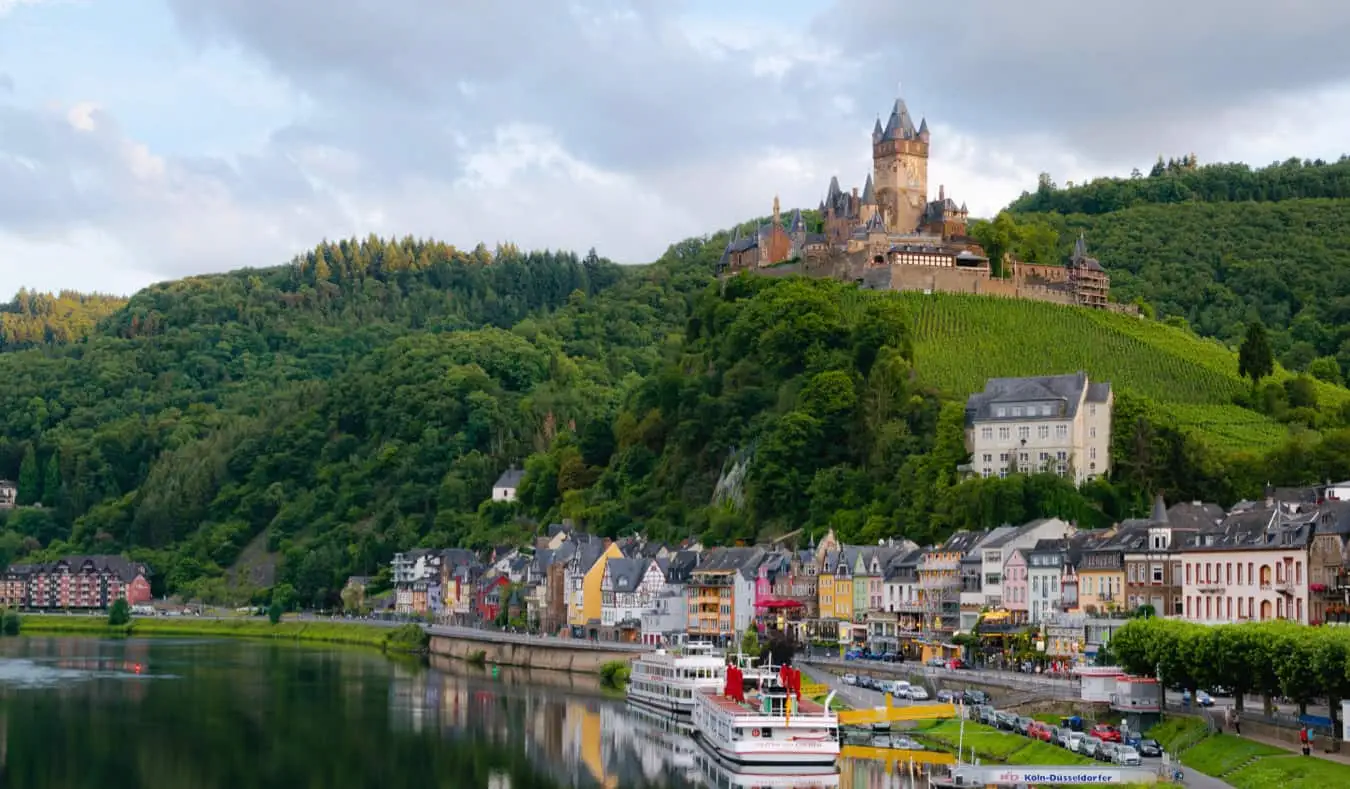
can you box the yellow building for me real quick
[817,565,835,622]
[569,542,623,627]
[1076,530,1127,615]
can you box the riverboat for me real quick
[626,641,727,717]
[694,746,840,788]
[691,661,840,769]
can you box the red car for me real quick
[1091,724,1122,743]
[1027,723,1053,742]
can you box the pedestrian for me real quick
[1233,710,1241,736]
[1308,728,1316,754]
[1300,726,1309,756]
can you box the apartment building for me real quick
[1178,504,1315,624]
[964,372,1113,485]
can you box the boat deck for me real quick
[705,692,828,717]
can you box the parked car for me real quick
[907,686,930,701]
[995,712,1018,731]
[1026,722,1052,742]
[1079,736,1103,759]
[1096,742,1119,762]
[936,689,957,702]
[947,658,967,670]
[1062,731,1086,752]
[962,690,989,706]
[1196,690,1215,707]
[1046,725,1063,745]
[1091,723,1122,743]
[976,705,996,725]
[927,657,946,667]
[1014,716,1034,735]
[1113,745,1142,766]
[842,674,858,686]
[1137,738,1163,758]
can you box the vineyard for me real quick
[873,292,1347,451]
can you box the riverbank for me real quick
[1152,717,1350,789]
[16,615,428,652]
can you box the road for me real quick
[807,657,1331,721]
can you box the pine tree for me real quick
[17,445,38,506]
[1238,322,1274,387]
[41,452,60,508]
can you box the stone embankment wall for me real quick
[426,627,650,674]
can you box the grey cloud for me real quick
[814,0,1350,162]
[164,0,845,177]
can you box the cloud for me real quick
[7,0,1350,296]
[813,0,1350,164]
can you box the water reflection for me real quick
[0,637,947,789]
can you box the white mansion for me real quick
[963,372,1113,485]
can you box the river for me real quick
[0,636,943,789]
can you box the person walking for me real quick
[1307,727,1316,755]
[1233,709,1241,736]
[1300,726,1309,756]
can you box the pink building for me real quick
[1178,506,1313,625]
[1002,549,1029,621]
[3,556,152,610]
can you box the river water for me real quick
[0,636,944,789]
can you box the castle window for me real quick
[998,427,1011,441]
[981,427,993,441]
[1056,425,1068,439]
[1018,426,1030,440]
[1038,426,1050,439]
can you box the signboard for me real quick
[954,765,1159,785]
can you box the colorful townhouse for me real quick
[685,547,763,644]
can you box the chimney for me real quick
[852,187,859,201]
[939,184,945,202]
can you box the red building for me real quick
[475,575,511,622]
[0,556,153,610]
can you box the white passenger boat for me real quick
[626,641,727,717]
[691,660,841,769]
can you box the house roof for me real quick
[10,555,151,582]
[964,372,1110,426]
[937,530,985,555]
[604,558,646,594]
[493,468,525,489]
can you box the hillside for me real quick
[0,289,126,350]
[1007,159,1350,375]
[0,221,1346,609]
[889,292,1346,452]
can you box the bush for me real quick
[467,649,487,666]
[108,599,131,626]
[599,659,631,689]
[267,601,282,624]
[385,624,429,652]
[1,609,19,636]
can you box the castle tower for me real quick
[872,94,929,235]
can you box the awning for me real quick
[755,598,804,609]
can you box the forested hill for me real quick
[1,216,1348,610]
[0,290,126,350]
[1007,157,1350,375]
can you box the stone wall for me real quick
[427,631,644,674]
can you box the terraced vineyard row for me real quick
[859,291,1324,450]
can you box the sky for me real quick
[3,0,1350,295]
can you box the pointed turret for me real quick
[918,117,929,141]
[1073,232,1088,261]
[882,97,917,141]
[827,175,842,200]
[864,211,887,233]
[861,173,876,204]
[960,201,968,213]
[789,208,805,234]
[872,117,884,143]
[718,225,740,270]
[1151,493,1169,525]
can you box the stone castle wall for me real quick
[730,256,1139,316]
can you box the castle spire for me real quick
[872,117,884,143]
[861,173,875,204]
[772,195,780,225]
[1073,232,1088,261]
[918,117,929,141]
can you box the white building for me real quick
[964,372,1113,485]
[1027,539,1068,623]
[978,518,1075,609]
[600,558,665,627]
[492,468,524,502]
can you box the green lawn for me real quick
[1147,717,1350,789]
[914,719,1093,766]
[17,614,424,651]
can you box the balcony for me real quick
[1273,579,1292,594]
[923,559,960,572]
[1195,582,1225,593]
[920,577,959,590]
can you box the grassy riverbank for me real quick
[1150,716,1350,789]
[16,615,428,652]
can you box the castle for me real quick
[717,94,1126,312]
